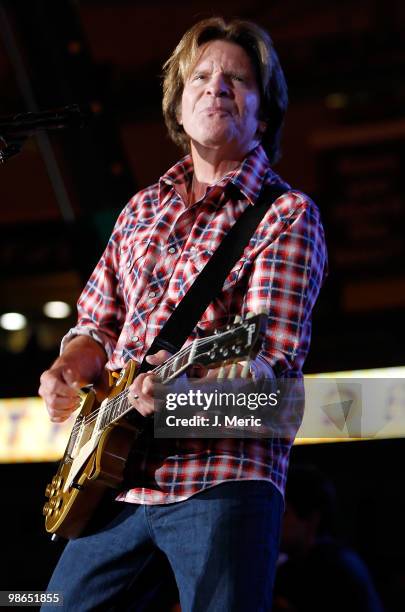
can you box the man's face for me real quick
[179,39,265,159]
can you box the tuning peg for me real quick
[233,315,242,324]
[240,360,250,379]
[246,312,255,319]
[228,363,238,379]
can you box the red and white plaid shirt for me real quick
[63,145,327,504]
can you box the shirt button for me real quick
[131,335,139,342]
[168,247,176,254]
[149,291,156,298]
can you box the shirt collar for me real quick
[159,144,279,206]
[230,145,274,205]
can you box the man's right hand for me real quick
[38,335,108,423]
[39,364,84,423]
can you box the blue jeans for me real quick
[44,480,283,612]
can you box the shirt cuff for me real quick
[60,326,115,360]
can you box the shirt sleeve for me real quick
[60,206,129,359]
[244,192,327,377]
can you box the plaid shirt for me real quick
[63,145,327,503]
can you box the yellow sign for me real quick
[0,397,73,463]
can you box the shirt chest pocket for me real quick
[181,248,244,295]
[117,241,149,293]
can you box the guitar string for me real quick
[68,324,253,435]
[68,336,214,433]
[71,329,241,432]
[68,327,246,434]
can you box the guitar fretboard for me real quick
[82,313,264,434]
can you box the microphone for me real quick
[0,104,91,136]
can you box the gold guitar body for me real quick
[43,361,138,540]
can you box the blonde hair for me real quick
[162,17,288,164]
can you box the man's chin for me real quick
[192,132,235,151]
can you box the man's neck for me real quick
[188,140,258,205]
[190,141,247,185]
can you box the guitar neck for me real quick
[95,313,265,432]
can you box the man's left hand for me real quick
[127,350,171,416]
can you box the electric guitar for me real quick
[43,312,267,539]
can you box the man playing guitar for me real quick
[39,17,327,611]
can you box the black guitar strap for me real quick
[139,181,289,373]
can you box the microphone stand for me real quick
[0,104,90,163]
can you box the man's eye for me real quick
[193,73,206,80]
[231,74,244,82]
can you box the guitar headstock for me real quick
[192,312,268,369]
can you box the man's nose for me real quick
[207,73,232,97]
